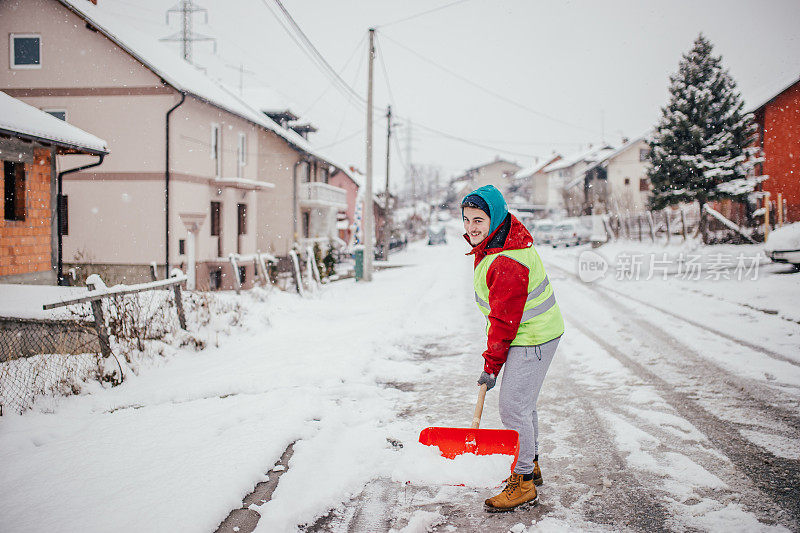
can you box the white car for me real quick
[764,222,800,268]
[533,223,558,245]
[549,220,590,247]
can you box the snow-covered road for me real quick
[1,228,798,532]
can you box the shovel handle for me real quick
[471,383,487,429]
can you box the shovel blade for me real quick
[419,427,520,471]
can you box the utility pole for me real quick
[363,28,375,281]
[382,105,392,260]
[161,0,216,64]
[406,120,414,204]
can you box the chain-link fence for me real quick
[0,275,194,415]
[0,315,101,415]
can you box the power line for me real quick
[375,0,473,29]
[301,33,368,116]
[314,127,364,150]
[411,121,543,158]
[263,0,367,108]
[378,32,601,135]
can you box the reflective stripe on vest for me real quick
[475,275,552,318]
[521,292,557,322]
[475,292,490,312]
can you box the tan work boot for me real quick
[532,461,543,486]
[501,461,543,487]
[485,473,538,512]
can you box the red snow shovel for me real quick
[418,383,520,472]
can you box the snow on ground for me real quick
[0,283,90,320]
[1,227,798,532]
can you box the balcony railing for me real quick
[298,182,347,209]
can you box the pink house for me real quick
[2,0,351,290]
[329,167,387,246]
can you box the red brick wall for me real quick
[760,81,800,222]
[0,148,53,277]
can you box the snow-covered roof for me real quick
[547,145,615,173]
[513,156,561,180]
[454,157,521,179]
[582,135,650,175]
[339,168,383,204]
[746,71,800,113]
[0,91,108,154]
[57,0,350,171]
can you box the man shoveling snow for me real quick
[461,185,565,512]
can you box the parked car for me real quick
[427,224,447,245]
[533,223,558,245]
[764,222,800,268]
[375,232,408,259]
[551,221,591,247]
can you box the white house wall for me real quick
[606,139,651,214]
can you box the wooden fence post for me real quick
[680,208,687,241]
[638,216,643,241]
[664,210,671,245]
[149,262,159,281]
[289,249,305,296]
[646,212,655,242]
[257,253,272,288]
[602,217,614,242]
[229,254,242,294]
[170,269,187,330]
[86,280,112,360]
[307,246,322,285]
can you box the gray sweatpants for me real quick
[498,336,561,474]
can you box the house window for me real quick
[237,203,247,235]
[238,266,246,284]
[321,167,329,184]
[44,109,67,121]
[10,34,41,69]
[209,269,222,290]
[3,161,26,221]
[624,177,631,186]
[210,124,221,177]
[639,148,650,162]
[237,133,246,177]
[302,211,310,238]
[639,178,649,191]
[210,201,221,236]
[178,239,185,255]
[58,195,68,235]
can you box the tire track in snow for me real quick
[542,360,673,531]
[594,281,800,368]
[541,252,800,366]
[548,270,800,528]
[546,262,800,430]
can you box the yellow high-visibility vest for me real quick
[473,245,564,346]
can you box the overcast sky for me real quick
[102,0,800,189]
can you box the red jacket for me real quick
[465,214,534,375]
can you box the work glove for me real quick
[477,371,496,391]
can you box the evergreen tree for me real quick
[648,34,758,241]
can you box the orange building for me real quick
[1,92,107,284]
[752,76,800,223]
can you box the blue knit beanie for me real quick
[461,184,508,235]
